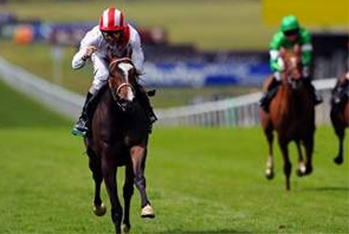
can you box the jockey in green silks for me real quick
[259,15,323,112]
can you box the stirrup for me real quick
[149,115,158,124]
[71,126,88,136]
[71,119,88,136]
[260,100,270,112]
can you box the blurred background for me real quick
[1,0,347,110]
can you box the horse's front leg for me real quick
[334,128,345,165]
[101,156,123,234]
[278,139,292,191]
[303,134,314,175]
[295,140,306,177]
[331,109,345,165]
[87,148,107,216]
[130,145,155,218]
[122,164,134,233]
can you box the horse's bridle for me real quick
[280,53,302,89]
[108,58,135,102]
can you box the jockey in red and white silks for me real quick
[72,9,144,94]
[71,7,157,137]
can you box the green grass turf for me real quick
[0,126,347,233]
[0,79,70,128]
[0,78,348,233]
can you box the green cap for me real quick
[281,15,300,32]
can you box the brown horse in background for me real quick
[330,72,349,165]
[260,45,315,191]
[84,57,154,234]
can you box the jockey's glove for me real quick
[277,57,285,72]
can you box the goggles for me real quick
[101,30,123,39]
[283,29,299,36]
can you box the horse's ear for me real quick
[108,60,116,74]
[125,46,132,59]
[128,67,137,84]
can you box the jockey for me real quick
[260,15,323,112]
[71,7,157,136]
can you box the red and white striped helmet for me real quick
[99,7,125,31]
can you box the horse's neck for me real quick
[275,82,298,114]
[98,87,119,114]
[283,81,313,113]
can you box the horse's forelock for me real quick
[118,62,134,77]
[108,61,135,102]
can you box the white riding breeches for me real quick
[89,54,109,94]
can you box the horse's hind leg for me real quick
[122,164,134,233]
[262,113,275,179]
[130,145,155,218]
[87,148,106,216]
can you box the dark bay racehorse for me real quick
[330,72,349,165]
[260,45,315,191]
[84,57,154,233]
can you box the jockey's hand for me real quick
[277,57,285,72]
[82,46,97,60]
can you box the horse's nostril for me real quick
[117,99,129,111]
[117,99,136,113]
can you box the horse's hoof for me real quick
[296,169,304,177]
[93,203,107,216]
[304,166,313,176]
[141,204,155,218]
[122,224,130,233]
[265,169,274,180]
[296,163,306,177]
[334,156,343,165]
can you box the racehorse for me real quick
[260,45,315,191]
[330,72,349,165]
[84,57,155,234]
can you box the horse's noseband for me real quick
[287,77,303,90]
[116,82,134,96]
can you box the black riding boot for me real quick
[72,92,93,136]
[259,77,280,112]
[303,79,323,105]
[135,84,157,132]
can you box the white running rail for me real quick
[0,56,336,126]
[0,56,84,119]
[156,78,336,126]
